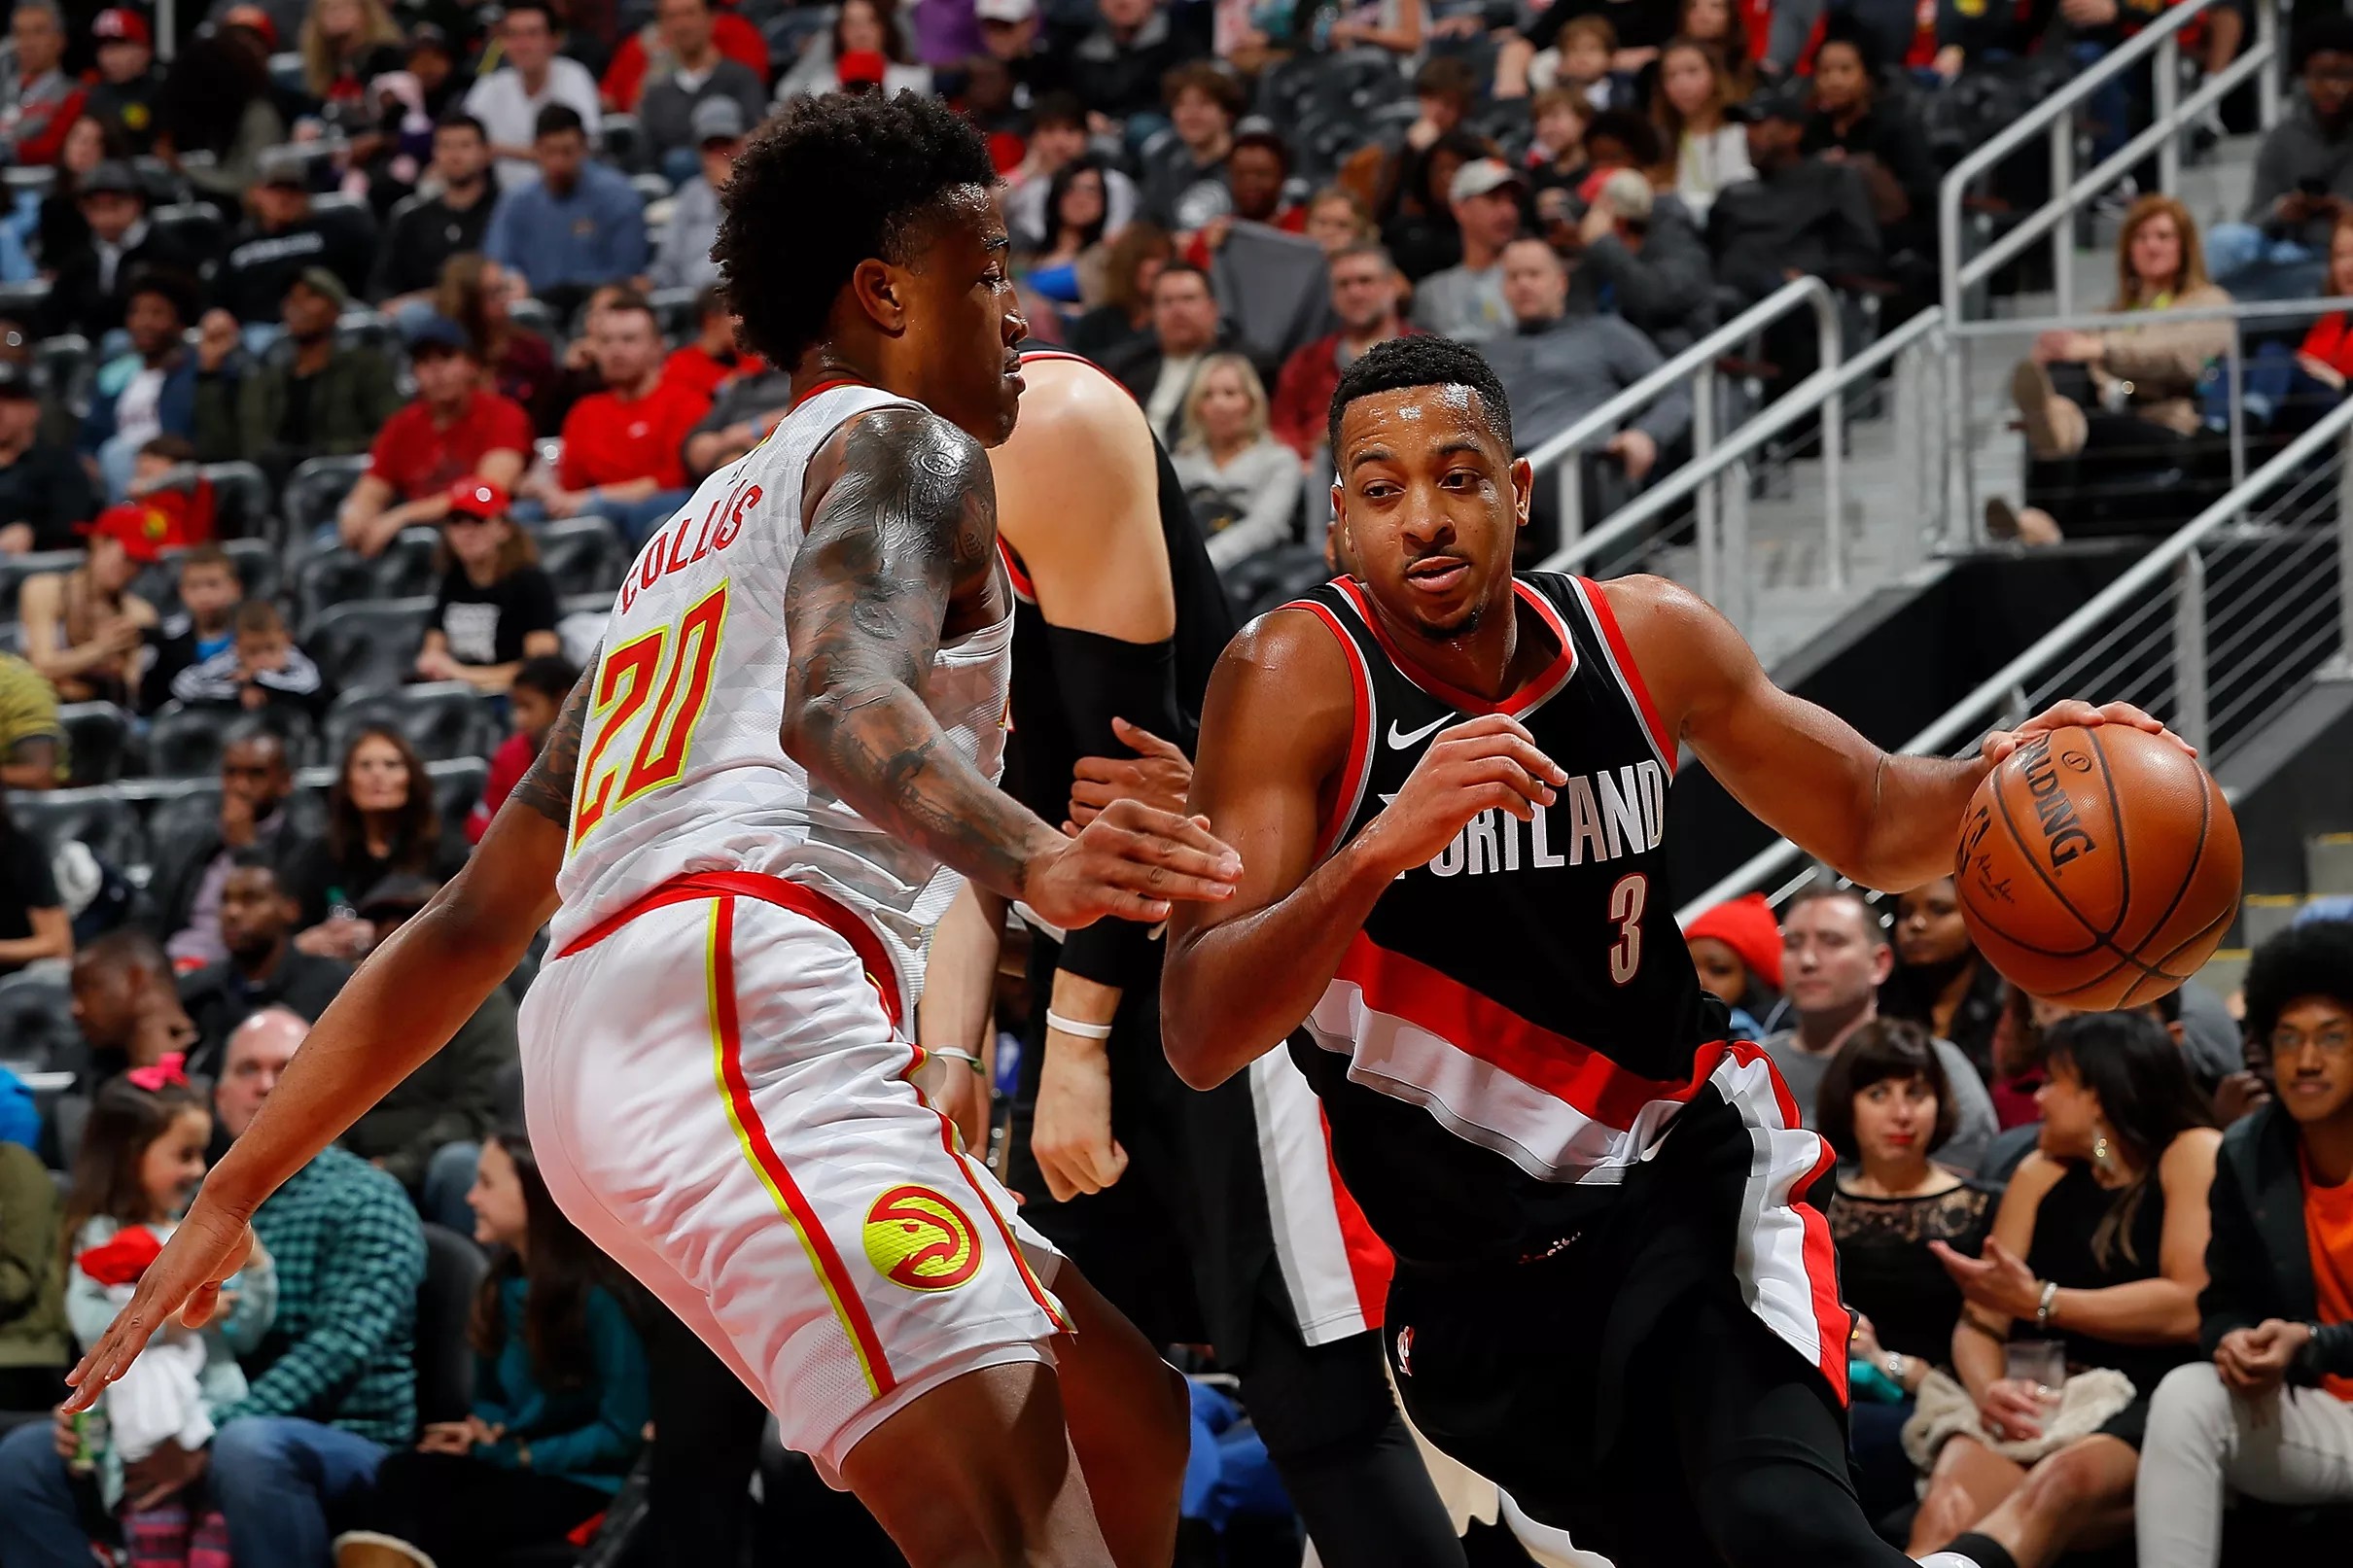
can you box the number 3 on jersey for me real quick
[570,582,729,849]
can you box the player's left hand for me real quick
[1033,1028,1127,1202]
[1929,1237,2042,1319]
[1068,718,1192,830]
[1981,699,2194,768]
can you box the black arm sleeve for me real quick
[1045,622,1183,991]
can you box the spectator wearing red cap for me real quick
[85,8,162,156]
[774,0,930,101]
[415,479,561,694]
[524,291,709,544]
[0,1,86,167]
[1683,889,1785,1039]
[17,502,163,707]
[337,316,533,559]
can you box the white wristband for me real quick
[1045,1011,1115,1041]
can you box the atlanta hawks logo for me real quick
[862,1185,984,1291]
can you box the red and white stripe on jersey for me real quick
[1710,1047,1851,1402]
[1247,1052,1392,1344]
[1329,575,1580,718]
[1282,595,1379,861]
[1565,575,1676,774]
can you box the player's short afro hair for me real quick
[1327,334,1514,459]
[713,90,999,372]
[2243,918,2353,1047]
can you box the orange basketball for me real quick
[1952,724,2242,1010]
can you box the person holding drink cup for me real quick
[1906,1012,2221,1568]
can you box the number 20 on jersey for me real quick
[571,581,729,849]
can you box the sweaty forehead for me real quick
[1339,384,1504,465]
[909,184,1007,263]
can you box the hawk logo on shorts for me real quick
[862,1185,984,1291]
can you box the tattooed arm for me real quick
[63,670,596,1409]
[784,406,1244,930]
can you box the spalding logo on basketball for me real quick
[1953,724,2242,1010]
[862,1185,983,1291]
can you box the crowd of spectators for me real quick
[0,0,2339,1563]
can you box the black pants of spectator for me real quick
[645,1309,766,1568]
[2024,410,2218,538]
[0,1367,66,1413]
[355,1450,608,1568]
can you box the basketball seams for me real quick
[2085,727,2134,944]
[2115,758,2212,964]
[1980,728,2168,986]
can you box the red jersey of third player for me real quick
[557,379,712,493]
[369,389,535,502]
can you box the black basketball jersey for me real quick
[1284,571,1738,1266]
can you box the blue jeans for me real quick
[0,1415,386,1568]
[2205,223,2331,302]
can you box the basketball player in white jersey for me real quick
[64,93,1245,1568]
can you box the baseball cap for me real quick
[1727,87,1809,125]
[83,503,180,563]
[292,265,349,311]
[1231,115,1288,157]
[690,95,748,145]
[257,146,309,188]
[92,8,150,45]
[0,361,35,400]
[80,160,140,198]
[837,49,888,86]
[1449,157,1526,204]
[219,3,277,47]
[406,21,451,54]
[446,477,510,520]
[975,0,1036,21]
[408,314,472,355]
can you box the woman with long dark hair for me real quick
[1022,155,1116,307]
[1908,1012,2221,1568]
[435,254,561,434]
[154,25,286,212]
[334,1128,649,1568]
[35,115,128,269]
[286,727,468,957]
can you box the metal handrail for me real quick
[1536,305,1945,625]
[1676,393,2353,923]
[1936,0,2283,327]
[1520,275,1841,550]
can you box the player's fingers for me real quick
[1037,1153,1080,1203]
[1439,712,1537,746]
[1111,716,1186,758]
[181,1280,225,1330]
[1450,758,1558,811]
[1440,731,1568,786]
[1101,799,1243,862]
[1102,1138,1131,1188]
[1093,823,1244,887]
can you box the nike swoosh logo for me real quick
[1387,714,1453,749]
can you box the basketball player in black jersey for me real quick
[919,349,1468,1568]
[1163,336,2182,1568]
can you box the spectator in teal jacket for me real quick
[338,1126,649,1568]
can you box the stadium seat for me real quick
[11,786,144,867]
[0,550,78,618]
[148,204,228,271]
[416,1223,491,1422]
[141,782,227,912]
[0,279,49,324]
[222,537,283,602]
[265,51,307,95]
[335,309,404,362]
[56,703,132,785]
[429,755,490,827]
[537,515,631,598]
[600,113,649,174]
[146,703,233,779]
[646,286,698,341]
[34,333,90,417]
[631,172,675,210]
[285,454,371,541]
[308,597,435,696]
[326,683,499,766]
[296,546,376,635]
[130,156,189,207]
[1,165,53,202]
[0,971,77,1069]
[508,297,557,340]
[199,462,274,542]
[370,527,445,602]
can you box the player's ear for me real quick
[1510,457,1534,531]
[849,257,909,335]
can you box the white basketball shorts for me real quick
[517,870,1069,1484]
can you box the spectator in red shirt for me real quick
[335,317,535,558]
[465,653,579,843]
[525,292,711,543]
[661,284,765,402]
[0,1,85,167]
[1269,242,1415,464]
[601,0,772,110]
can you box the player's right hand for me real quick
[1033,1028,1128,1202]
[1022,798,1241,929]
[63,1199,254,1412]
[1359,714,1568,877]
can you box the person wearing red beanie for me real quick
[1684,889,1784,1033]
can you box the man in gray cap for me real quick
[651,95,750,292]
[49,160,199,339]
[635,0,766,181]
[1410,156,1526,343]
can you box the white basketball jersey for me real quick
[550,382,1013,995]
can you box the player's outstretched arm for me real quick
[62,674,592,1410]
[1614,576,2178,893]
[1162,612,1566,1090]
[783,405,1240,932]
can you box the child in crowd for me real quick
[124,437,217,546]
[467,653,580,842]
[1548,16,1628,109]
[140,544,244,711]
[1528,87,1594,230]
[63,1062,275,1568]
[167,599,329,722]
